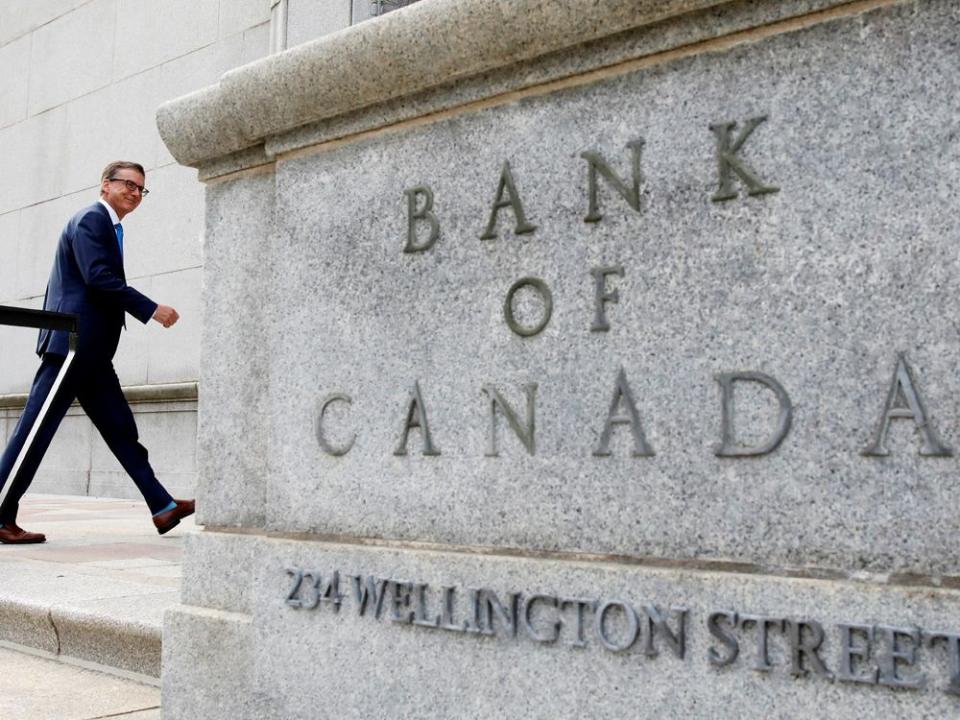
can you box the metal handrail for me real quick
[0,305,77,333]
[0,304,80,510]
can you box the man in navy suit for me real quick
[0,161,195,543]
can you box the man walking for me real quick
[0,161,195,543]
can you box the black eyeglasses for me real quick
[107,178,150,196]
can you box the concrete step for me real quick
[0,495,194,680]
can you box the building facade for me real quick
[0,0,410,500]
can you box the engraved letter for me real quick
[581,139,644,222]
[738,615,784,672]
[285,568,304,608]
[837,624,879,685]
[714,372,792,457]
[642,606,687,659]
[927,631,960,696]
[480,161,537,239]
[351,575,388,619]
[862,354,952,457]
[478,589,520,638]
[709,116,779,202]
[590,266,624,332]
[594,367,655,457]
[522,595,562,644]
[394,381,440,456]
[317,393,356,457]
[596,600,640,653]
[482,384,537,456]
[437,586,464,633]
[707,611,740,667]
[559,598,596,648]
[785,619,834,679]
[503,277,553,337]
[388,580,414,624]
[412,583,441,629]
[462,588,488,635]
[403,184,439,253]
[876,625,926,690]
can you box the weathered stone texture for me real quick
[185,534,960,719]
[163,0,960,717]
[253,0,960,576]
[197,171,275,527]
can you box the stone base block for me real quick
[162,605,256,720]
[164,531,960,719]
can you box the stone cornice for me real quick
[156,0,732,169]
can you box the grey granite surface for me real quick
[193,534,960,719]
[180,531,257,614]
[261,0,859,165]
[162,605,255,720]
[168,1,960,717]
[245,0,960,576]
[197,170,275,527]
[157,0,857,168]
[54,606,161,678]
[159,0,732,166]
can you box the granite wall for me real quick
[159,0,960,716]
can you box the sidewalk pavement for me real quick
[0,493,195,719]
[0,646,160,720]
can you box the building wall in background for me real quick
[0,0,405,500]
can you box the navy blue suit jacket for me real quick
[37,202,157,360]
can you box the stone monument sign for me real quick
[158,0,960,716]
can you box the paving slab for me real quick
[0,494,195,678]
[0,646,160,720]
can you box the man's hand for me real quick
[152,304,180,328]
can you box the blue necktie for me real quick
[115,223,124,258]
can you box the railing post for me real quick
[0,305,79,510]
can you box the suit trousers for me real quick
[0,353,174,523]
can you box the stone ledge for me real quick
[0,596,162,679]
[0,381,198,410]
[199,526,960,592]
[165,603,253,624]
[259,0,867,165]
[158,0,736,168]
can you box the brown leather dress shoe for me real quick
[0,523,46,544]
[153,499,195,535]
